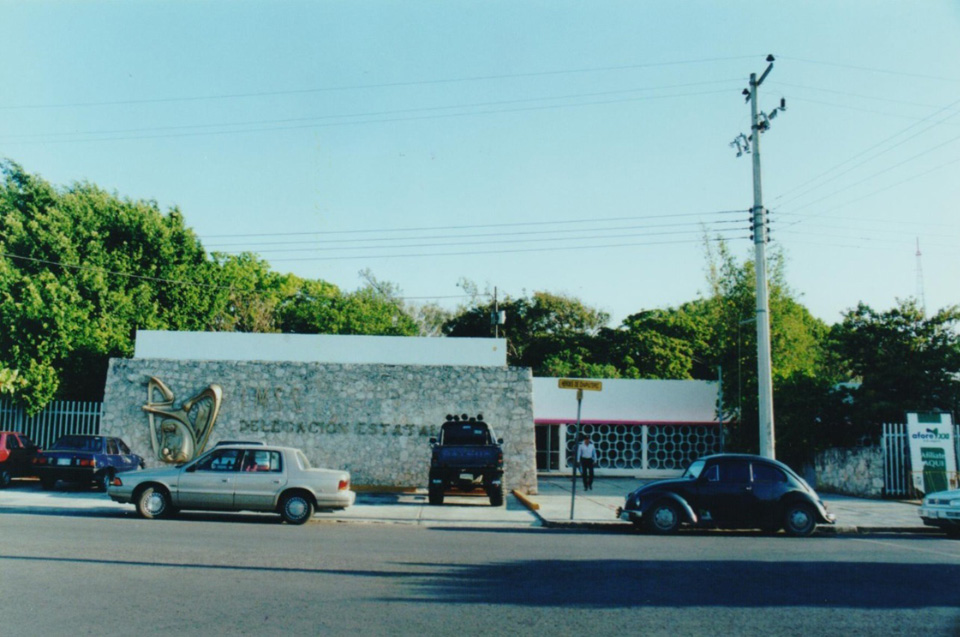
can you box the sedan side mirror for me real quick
[185,464,197,473]
[429,437,437,445]
[497,438,503,445]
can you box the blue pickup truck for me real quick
[428,415,504,506]
[33,435,144,491]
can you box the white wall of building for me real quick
[533,377,720,425]
[134,330,507,367]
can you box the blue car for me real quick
[33,435,144,491]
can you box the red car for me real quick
[0,431,41,488]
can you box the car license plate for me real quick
[57,458,71,466]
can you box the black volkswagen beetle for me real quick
[617,453,835,536]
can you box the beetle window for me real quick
[719,461,751,484]
[6,436,19,449]
[752,464,787,483]
[118,440,132,455]
[107,439,119,455]
[703,464,720,482]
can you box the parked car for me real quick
[428,414,504,506]
[0,431,40,488]
[919,489,960,537]
[617,453,836,536]
[106,444,355,524]
[33,435,144,491]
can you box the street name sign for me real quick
[557,379,602,392]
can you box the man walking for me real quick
[577,436,598,491]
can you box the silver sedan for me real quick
[920,488,960,537]
[107,444,355,524]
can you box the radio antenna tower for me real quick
[915,238,927,316]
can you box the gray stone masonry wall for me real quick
[813,445,884,498]
[102,359,538,494]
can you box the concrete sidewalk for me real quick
[0,480,541,528]
[519,476,933,535]
[0,476,935,534]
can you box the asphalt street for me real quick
[2,512,959,636]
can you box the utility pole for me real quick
[491,287,505,338]
[731,55,785,460]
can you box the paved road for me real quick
[2,511,959,635]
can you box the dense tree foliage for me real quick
[2,160,957,469]
[827,300,960,431]
[0,163,421,411]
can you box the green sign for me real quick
[921,447,949,494]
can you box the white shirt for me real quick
[577,441,597,461]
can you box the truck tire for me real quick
[428,483,444,505]
[489,482,504,507]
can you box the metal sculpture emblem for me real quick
[142,377,223,464]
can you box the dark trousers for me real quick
[580,458,595,489]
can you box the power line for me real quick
[199,209,746,239]
[779,56,960,84]
[0,87,739,146]
[265,235,748,263]
[212,226,747,256]
[772,95,960,207]
[0,55,762,111]
[1,79,742,142]
[777,147,960,221]
[203,218,745,249]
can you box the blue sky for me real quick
[3,1,960,327]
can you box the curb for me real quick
[511,490,539,511]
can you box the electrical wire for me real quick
[0,55,762,111]
[203,218,746,249]
[213,226,747,256]
[200,209,746,239]
[0,88,739,146]
[0,79,743,142]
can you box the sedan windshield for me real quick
[683,459,706,480]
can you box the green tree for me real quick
[443,290,612,375]
[828,300,960,432]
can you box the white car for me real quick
[107,444,355,524]
[919,488,960,537]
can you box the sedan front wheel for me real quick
[646,500,682,535]
[136,486,172,520]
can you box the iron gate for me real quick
[882,422,960,497]
[0,399,102,449]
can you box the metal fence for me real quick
[543,423,722,478]
[0,399,102,449]
[882,422,960,497]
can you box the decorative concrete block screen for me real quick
[101,358,537,493]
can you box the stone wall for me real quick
[101,358,538,493]
[812,445,884,498]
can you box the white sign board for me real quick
[906,412,957,495]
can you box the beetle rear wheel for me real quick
[783,502,817,537]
